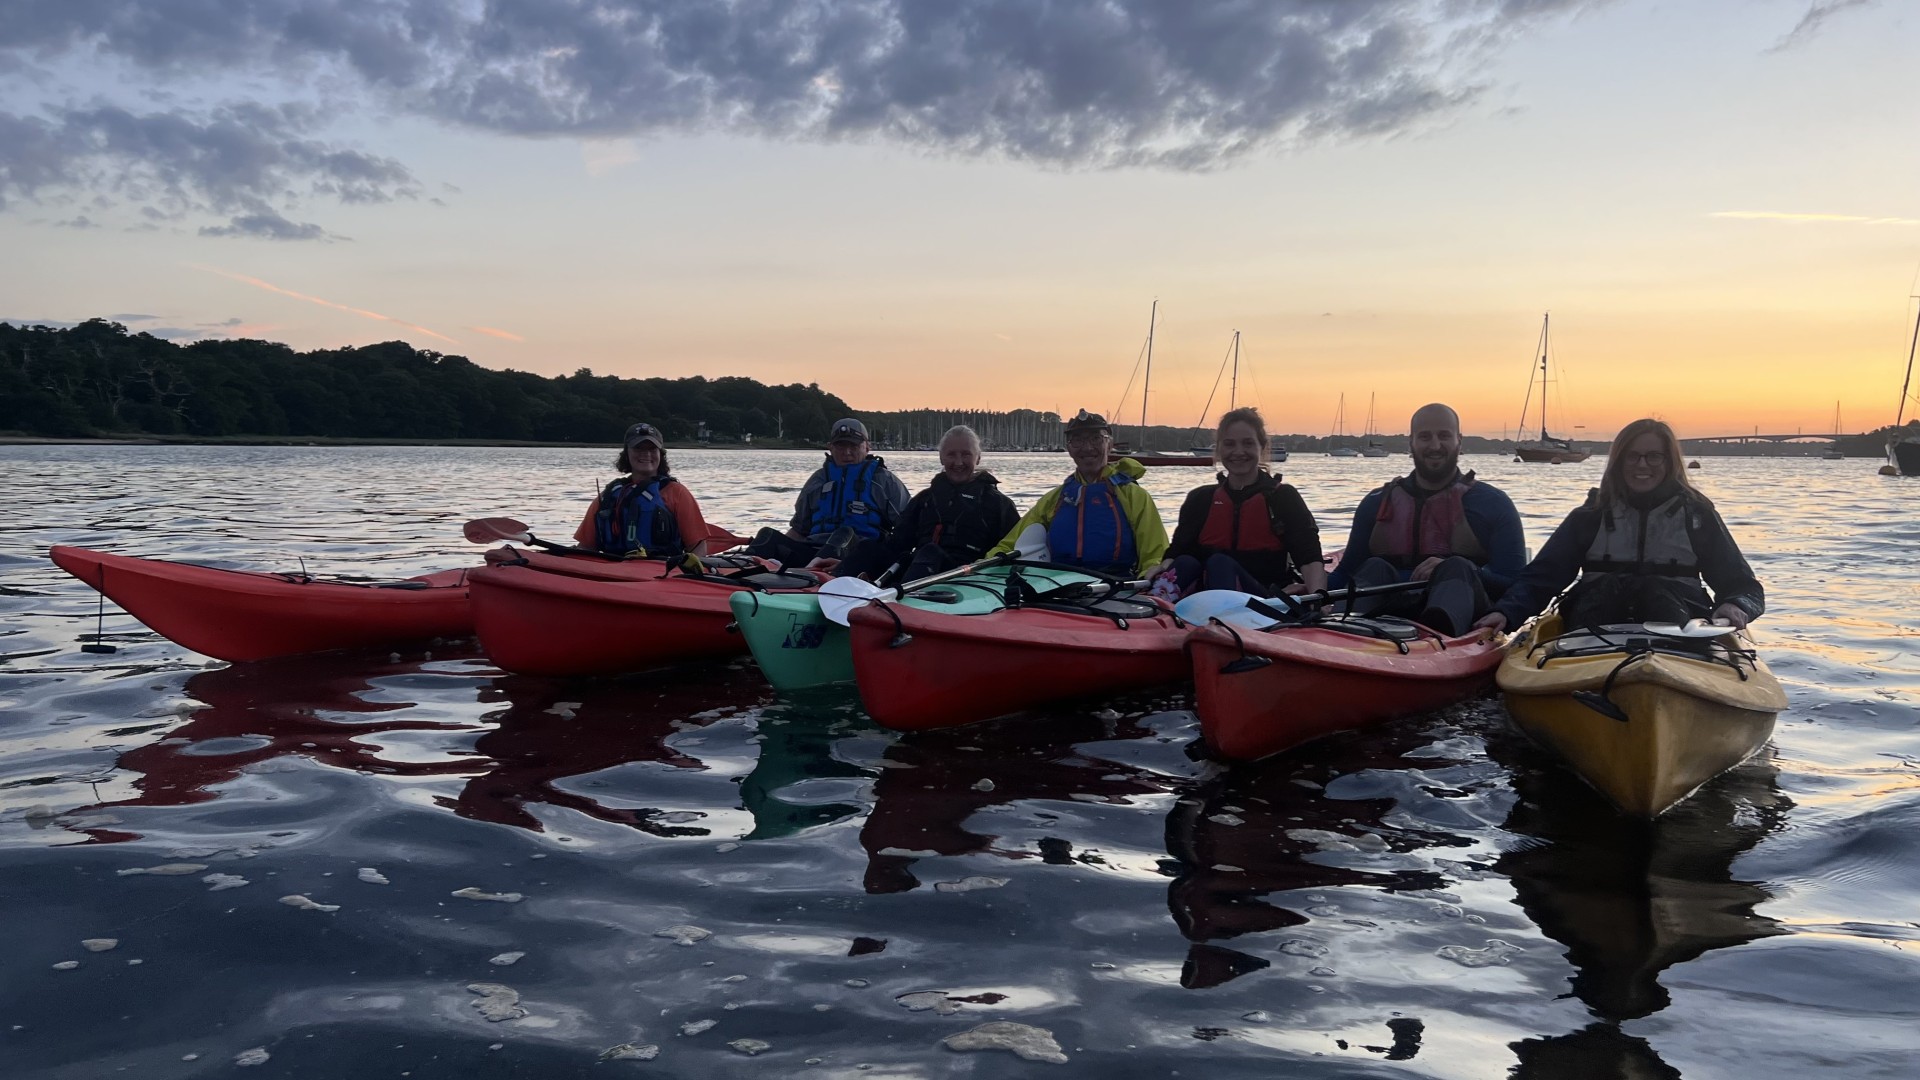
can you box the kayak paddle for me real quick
[1174,579,1433,631]
[817,526,1055,626]
[464,516,748,559]
[1642,618,1739,639]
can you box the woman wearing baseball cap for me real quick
[573,422,712,558]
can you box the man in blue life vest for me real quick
[745,417,911,569]
[1327,402,1527,634]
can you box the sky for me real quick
[3,0,1918,439]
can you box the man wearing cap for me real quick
[1326,402,1526,634]
[986,410,1168,577]
[745,417,911,568]
[575,421,712,558]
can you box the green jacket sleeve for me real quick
[1121,484,1170,575]
[987,487,1063,557]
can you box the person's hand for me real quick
[1410,556,1446,582]
[1473,611,1508,633]
[804,556,841,573]
[1281,582,1311,596]
[1154,558,1174,575]
[1710,603,1750,631]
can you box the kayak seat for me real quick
[913,588,963,604]
[1546,624,1718,661]
[1314,615,1424,643]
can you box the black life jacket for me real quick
[917,472,1007,559]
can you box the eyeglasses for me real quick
[1623,451,1668,466]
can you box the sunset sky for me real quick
[4,0,1918,438]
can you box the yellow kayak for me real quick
[1497,614,1787,817]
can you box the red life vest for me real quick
[1195,480,1286,555]
[1367,472,1487,569]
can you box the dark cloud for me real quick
[5,1,1606,167]
[1774,0,1877,49]
[0,101,416,237]
[109,312,162,320]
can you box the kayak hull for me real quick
[729,590,853,691]
[49,545,472,663]
[1497,615,1787,818]
[1189,618,1503,762]
[848,593,1189,731]
[469,561,817,677]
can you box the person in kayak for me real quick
[986,410,1168,577]
[1158,407,1327,596]
[833,425,1021,582]
[1473,418,1763,634]
[573,422,711,558]
[744,417,911,569]
[1328,402,1526,634]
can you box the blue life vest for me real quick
[594,475,682,557]
[1048,471,1138,575]
[807,456,886,541]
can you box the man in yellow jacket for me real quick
[988,410,1168,577]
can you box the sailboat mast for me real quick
[1539,313,1552,443]
[1230,330,1239,411]
[1142,300,1157,445]
[1897,301,1920,428]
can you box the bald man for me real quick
[1326,403,1527,634]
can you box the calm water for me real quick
[1,445,1916,1079]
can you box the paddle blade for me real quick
[464,516,533,544]
[704,525,750,552]
[1644,619,1738,639]
[1012,524,1051,561]
[1174,590,1282,631]
[818,576,888,626]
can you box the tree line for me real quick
[0,319,855,444]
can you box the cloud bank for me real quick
[1,0,1611,234]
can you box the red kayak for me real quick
[846,567,1190,731]
[49,545,472,663]
[468,557,820,677]
[1188,616,1502,761]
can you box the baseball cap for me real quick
[1063,410,1112,435]
[624,422,665,449]
[829,417,869,444]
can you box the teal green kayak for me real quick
[730,565,1103,692]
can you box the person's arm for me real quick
[1123,486,1170,576]
[667,484,710,557]
[1272,486,1327,592]
[1693,504,1765,626]
[574,495,603,550]
[987,488,1062,557]
[1326,490,1382,590]
[1464,485,1529,597]
[878,469,912,532]
[787,470,825,540]
[1485,508,1592,628]
[1164,487,1211,562]
[886,491,930,558]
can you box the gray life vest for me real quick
[1582,491,1701,577]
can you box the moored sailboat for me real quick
[1884,299,1920,476]
[1512,313,1591,464]
[1326,393,1360,457]
[1110,301,1217,468]
[1360,391,1391,456]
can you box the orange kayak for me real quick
[49,545,472,663]
[1189,616,1503,761]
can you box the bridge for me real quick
[1682,432,1860,446]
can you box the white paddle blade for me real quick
[1644,618,1739,639]
[1174,590,1283,631]
[817,576,888,626]
[1012,524,1051,562]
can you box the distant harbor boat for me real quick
[1512,313,1590,464]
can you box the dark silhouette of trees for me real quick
[0,319,854,444]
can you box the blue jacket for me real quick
[1328,473,1526,597]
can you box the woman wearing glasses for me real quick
[1473,419,1763,633]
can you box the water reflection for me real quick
[857,709,1177,894]
[737,695,871,840]
[1163,744,1453,990]
[1510,1022,1683,1080]
[1497,748,1791,1022]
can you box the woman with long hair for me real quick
[1475,418,1763,633]
[1156,406,1327,597]
[573,422,712,558]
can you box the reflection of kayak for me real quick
[49,545,472,663]
[847,565,1188,730]
[1496,614,1787,817]
[1188,615,1502,761]
[469,557,819,677]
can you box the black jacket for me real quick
[888,472,1022,563]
